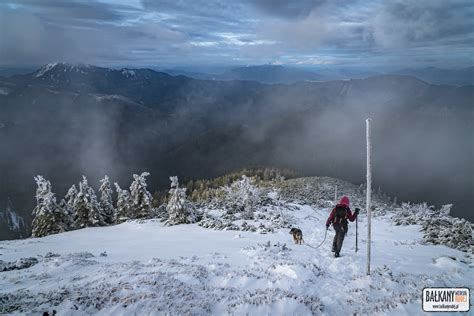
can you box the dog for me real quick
[289,228,303,245]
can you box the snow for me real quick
[0,205,25,233]
[35,63,91,79]
[93,94,133,103]
[8,210,20,231]
[35,62,59,78]
[1,200,471,315]
[121,69,136,78]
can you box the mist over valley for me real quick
[1,63,472,238]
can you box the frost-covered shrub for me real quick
[391,202,436,226]
[391,202,451,227]
[392,203,473,252]
[0,257,39,271]
[198,179,292,233]
[198,214,239,231]
[166,176,197,225]
[219,175,261,219]
[275,177,380,210]
[422,217,473,252]
[152,204,168,221]
[198,202,291,233]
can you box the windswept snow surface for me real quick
[1,204,472,315]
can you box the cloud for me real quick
[248,0,328,19]
[248,0,474,66]
[0,0,473,67]
[2,0,137,22]
[370,0,474,49]
[0,1,192,66]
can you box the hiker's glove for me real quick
[326,224,330,230]
[354,208,360,215]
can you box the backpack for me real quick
[334,206,347,221]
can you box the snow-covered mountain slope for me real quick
[1,193,472,315]
[0,200,28,240]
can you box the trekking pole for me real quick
[355,216,358,253]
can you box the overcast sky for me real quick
[0,0,473,68]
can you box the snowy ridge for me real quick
[34,62,93,78]
[35,62,59,78]
[92,94,135,103]
[0,203,26,233]
[121,69,136,78]
[0,178,472,315]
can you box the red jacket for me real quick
[326,196,357,226]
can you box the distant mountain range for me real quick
[161,64,473,85]
[0,66,37,77]
[161,65,376,84]
[0,62,472,238]
[1,64,473,86]
[393,66,474,86]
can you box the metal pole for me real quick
[366,118,372,275]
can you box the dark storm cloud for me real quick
[0,0,473,67]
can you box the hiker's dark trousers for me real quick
[332,224,347,254]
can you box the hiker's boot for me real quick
[335,252,340,258]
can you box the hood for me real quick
[339,196,350,207]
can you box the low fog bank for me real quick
[0,71,472,234]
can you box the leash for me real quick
[303,227,328,250]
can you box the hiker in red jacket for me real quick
[326,196,359,257]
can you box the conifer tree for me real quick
[31,176,69,237]
[129,172,152,219]
[166,176,195,225]
[73,176,105,228]
[99,175,116,224]
[61,184,77,230]
[115,183,131,223]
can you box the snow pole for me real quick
[334,185,338,204]
[366,118,372,275]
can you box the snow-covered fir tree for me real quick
[73,176,105,228]
[166,176,196,225]
[129,172,152,219]
[115,183,131,223]
[31,176,70,237]
[60,184,77,230]
[99,175,116,224]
